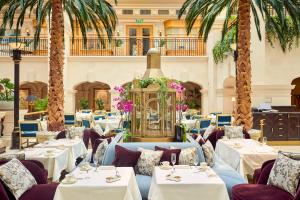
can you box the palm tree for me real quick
[179,0,300,130]
[0,0,118,131]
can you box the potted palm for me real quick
[79,98,89,110]
[0,78,14,110]
[95,98,105,110]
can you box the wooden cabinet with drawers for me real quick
[253,112,300,141]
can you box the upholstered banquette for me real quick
[101,133,245,199]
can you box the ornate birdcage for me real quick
[130,49,176,142]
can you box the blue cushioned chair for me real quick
[190,119,211,134]
[82,119,90,128]
[81,109,92,114]
[93,115,105,121]
[107,112,116,117]
[216,114,232,128]
[19,121,40,149]
[64,114,76,126]
[115,120,131,133]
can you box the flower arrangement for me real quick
[169,81,188,122]
[113,86,133,114]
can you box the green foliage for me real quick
[34,97,48,111]
[159,39,166,47]
[0,78,14,101]
[178,0,300,53]
[139,77,170,106]
[266,16,300,52]
[0,0,118,49]
[115,39,123,47]
[186,100,197,109]
[95,98,105,110]
[212,26,237,64]
[123,129,132,142]
[79,98,89,109]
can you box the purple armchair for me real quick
[56,130,67,140]
[232,160,300,200]
[0,160,58,200]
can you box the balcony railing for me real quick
[70,37,206,56]
[0,36,206,57]
[0,36,48,56]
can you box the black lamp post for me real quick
[11,48,22,149]
[7,42,31,149]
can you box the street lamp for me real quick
[7,41,31,149]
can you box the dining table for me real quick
[215,139,278,180]
[94,118,121,132]
[21,147,69,181]
[148,166,229,200]
[54,166,142,200]
[180,119,197,130]
[34,138,87,171]
[76,112,92,122]
[36,131,60,143]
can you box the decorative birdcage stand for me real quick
[129,49,176,142]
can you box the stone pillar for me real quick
[206,24,222,113]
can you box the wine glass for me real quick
[262,137,267,145]
[93,154,99,172]
[171,153,176,172]
[193,156,199,170]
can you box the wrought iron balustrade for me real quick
[70,37,206,56]
[0,36,48,56]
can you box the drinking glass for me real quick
[193,156,199,169]
[93,154,98,171]
[262,136,267,145]
[171,153,176,172]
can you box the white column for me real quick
[206,23,222,113]
[63,12,72,113]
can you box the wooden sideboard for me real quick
[253,112,300,141]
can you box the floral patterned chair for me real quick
[232,159,300,200]
[0,160,58,200]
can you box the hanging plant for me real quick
[212,26,237,64]
[266,16,300,52]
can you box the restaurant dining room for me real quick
[0,0,300,200]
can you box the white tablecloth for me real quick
[54,167,142,200]
[22,148,68,181]
[35,139,87,171]
[215,139,278,179]
[181,119,196,130]
[76,112,92,121]
[94,119,121,131]
[148,167,229,200]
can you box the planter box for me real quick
[0,101,14,111]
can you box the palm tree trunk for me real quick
[236,0,252,130]
[47,0,65,131]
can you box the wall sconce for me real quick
[159,31,162,37]
[25,28,30,36]
[231,97,236,102]
[116,31,120,37]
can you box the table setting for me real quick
[94,118,121,132]
[76,112,92,122]
[180,119,197,130]
[36,131,60,143]
[148,156,229,200]
[215,138,278,180]
[54,166,142,200]
[34,138,87,171]
[21,147,69,181]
